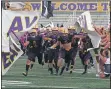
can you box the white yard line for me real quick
[2,80,31,85]
[3,84,78,89]
[2,77,109,89]
[2,86,5,88]
[2,80,79,88]
[21,75,109,80]
[29,85,78,88]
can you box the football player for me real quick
[22,28,44,76]
[78,35,92,74]
[50,27,86,75]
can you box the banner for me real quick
[75,11,101,50]
[76,11,94,31]
[2,36,23,75]
[24,2,110,12]
[2,10,40,75]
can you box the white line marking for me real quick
[23,75,109,80]
[2,86,5,88]
[29,85,78,88]
[66,71,93,73]
[8,85,78,88]
[2,80,31,85]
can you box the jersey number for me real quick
[33,41,37,47]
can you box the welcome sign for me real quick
[25,2,110,12]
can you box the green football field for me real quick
[2,55,110,89]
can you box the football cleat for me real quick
[56,67,59,75]
[59,72,63,75]
[49,68,53,75]
[59,67,65,75]
[41,62,44,66]
[22,72,27,76]
[96,74,99,77]
[70,70,73,74]
[82,71,87,75]
[105,74,110,78]
[66,67,69,71]
[29,68,32,71]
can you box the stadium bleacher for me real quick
[38,12,109,27]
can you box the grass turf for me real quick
[2,55,110,89]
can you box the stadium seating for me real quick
[38,11,109,27]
